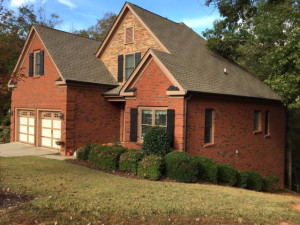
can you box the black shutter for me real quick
[130,108,138,142]
[39,50,44,75]
[135,52,141,67]
[29,53,34,77]
[117,55,124,82]
[167,109,175,147]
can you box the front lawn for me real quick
[0,156,299,224]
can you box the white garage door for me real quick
[41,112,61,149]
[18,110,35,144]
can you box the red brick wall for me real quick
[186,93,286,182]
[65,85,121,151]
[10,32,67,151]
[124,59,185,150]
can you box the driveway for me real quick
[0,142,74,160]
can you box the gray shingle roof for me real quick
[128,3,281,101]
[34,25,117,86]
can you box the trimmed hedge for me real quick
[236,171,249,188]
[262,175,279,192]
[76,143,98,161]
[164,151,198,183]
[88,145,127,170]
[217,163,237,186]
[119,149,144,175]
[142,126,171,156]
[194,156,217,183]
[137,154,163,180]
[245,171,263,191]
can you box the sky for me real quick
[4,0,221,35]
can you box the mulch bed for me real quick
[0,189,34,210]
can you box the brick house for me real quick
[9,3,285,181]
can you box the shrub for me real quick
[76,143,98,161]
[236,171,249,188]
[194,156,217,183]
[137,154,164,180]
[119,149,144,175]
[142,126,171,156]
[262,176,279,192]
[245,171,263,191]
[3,126,10,143]
[217,163,237,186]
[88,145,127,170]
[164,151,198,183]
[1,114,10,126]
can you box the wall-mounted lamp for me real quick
[9,109,13,116]
[58,112,64,120]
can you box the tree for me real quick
[204,0,300,191]
[74,12,117,42]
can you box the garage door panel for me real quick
[20,125,27,133]
[53,120,61,129]
[29,118,35,126]
[42,128,52,137]
[20,117,28,125]
[53,130,61,139]
[28,135,34,143]
[20,134,28,142]
[42,137,52,147]
[28,127,34,135]
[42,119,52,128]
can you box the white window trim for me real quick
[33,50,41,76]
[123,53,135,82]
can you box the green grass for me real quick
[0,156,300,225]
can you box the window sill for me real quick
[204,143,215,148]
[264,134,271,138]
[253,130,262,134]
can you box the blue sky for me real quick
[5,0,221,35]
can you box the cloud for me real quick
[182,15,220,28]
[57,0,76,9]
[10,0,36,7]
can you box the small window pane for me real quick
[155,110,167,126]
[142,125,152,138]
[253,111,261,131]
[142,110,152,125]
[204,109,213,144]
[35,52,40,75]
[265,111,270,134]
[125,54,134,79]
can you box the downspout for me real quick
[285,108,292,190]
[183,93,192,152]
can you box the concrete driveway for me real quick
[0,142,74,160]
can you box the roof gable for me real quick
[95,2,169,58]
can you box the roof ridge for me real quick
[33,24,101,43]
[127,2,182,26]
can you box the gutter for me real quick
[183,93,192,151]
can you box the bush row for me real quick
[76,144,279,192]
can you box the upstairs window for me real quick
[124,26,134,44]
[125,54,135,80]
[253,110,262,132]
[29,50,44,77]
[264,111,270,135]
[204,109,214,144]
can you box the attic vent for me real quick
[125,27,134,44]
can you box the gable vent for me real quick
[125,27,134,44]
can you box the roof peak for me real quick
[33,24,100,42]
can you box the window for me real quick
[253,110,262,132]
[204,109,214,144]
[124,27,134,44]
[125,54,135,80]
[265,111,270,135]
[140,108,167,139]
[34,51,41,75]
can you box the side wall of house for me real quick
[100,9,165,81]
[124,59,185,150]
[10,32,67,151]
[66,85,121,151]
[187,94,286,183]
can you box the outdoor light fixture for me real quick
[58,112,64,120]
